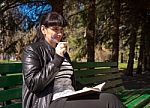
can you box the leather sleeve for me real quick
[22,45,64,94]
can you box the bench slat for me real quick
[74,68,118,77]
[0,75,22,87]
[106,86,124,93]
[103,79,123,89]
[124,91,146,104]
[121,89,150,101]
[0,88,22,102]
[143,102,150,108]
[72,62,117,68]
[76,73,121,85]
[1,103,22,108]
[118,89,150,108]
[0,63,22,74]
[126,94,150,108]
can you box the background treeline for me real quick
[0,0,150,76]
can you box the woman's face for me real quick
[41,25,64,47]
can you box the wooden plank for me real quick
[124,91,146,105]
[119,89,150,97]
[117,90,134,98]
[0,75,22,87]
[0,88,22,102]
[1,103,22,108]
[103,79,123,89]
[126,94,150,108]
[76,72,121,80]
[76,78,123,93]
[74,68,118,77]
[118,90,150,108]
[76,73,121,85]
[143,102,150,108]
[0,63,22,74]
[113,86,125,93]
[97,73,120,81]
[72,62,117,69]
[105,86,124,93]
[119,91,137,103]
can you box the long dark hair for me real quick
[32,12,67,43]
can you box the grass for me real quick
[119,60,138,70]
[0,60,21,63]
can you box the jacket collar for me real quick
[42,40,55,55]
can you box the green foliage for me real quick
[64,26,86,61]
[0,0,150,72]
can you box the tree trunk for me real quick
[86,0,96,62]
[136,10,146,74]
[136,28,145,74]
[47,0,64,15]
[111,0,120,64]
[144,15,150,71]
[125,30,137,76]
[120,53,123,63]
[125,0,138,76]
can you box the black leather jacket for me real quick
[22,40,76,108]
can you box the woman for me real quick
[22,12,125,108]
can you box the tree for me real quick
[136,9,146,74]
[47,0,64,14]
[144,15,150,71]
[86,0,96,62]
[111,0,120,64]
[125,0,141,76]
[0,0,51,60]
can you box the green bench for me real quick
[72,62,150,108]
[0,62,150,108]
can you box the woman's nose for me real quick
[56,33,63,38]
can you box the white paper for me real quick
[52,82,106,100]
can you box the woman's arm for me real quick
[22,45,64,94]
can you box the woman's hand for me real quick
[55,42,67,57]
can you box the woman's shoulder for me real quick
[25,41,45,49]
[24,41,46,52]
